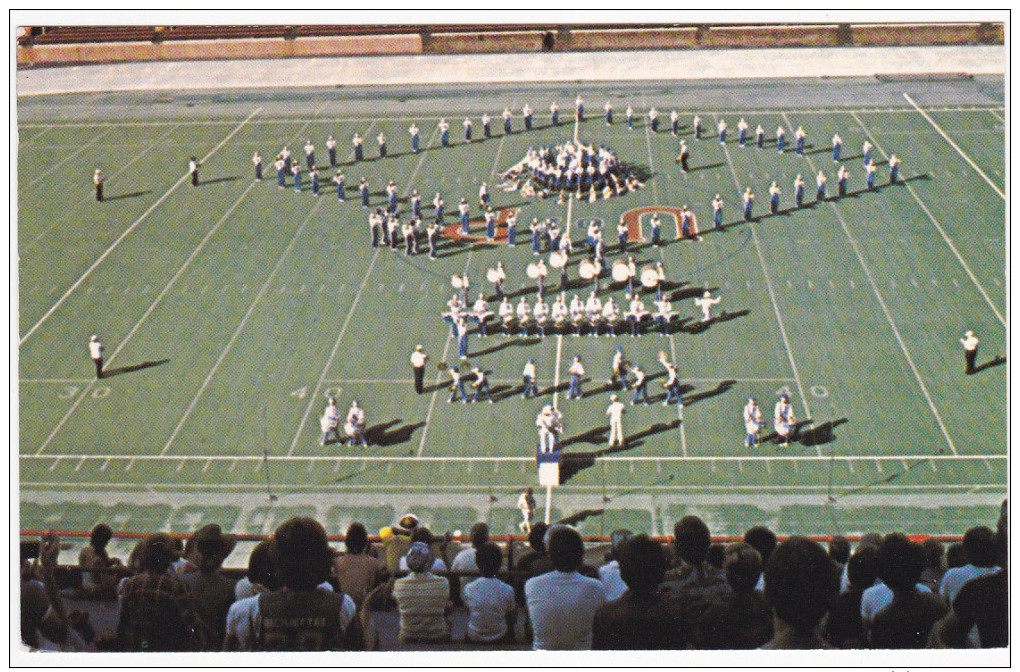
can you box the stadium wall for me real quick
[16,23,1003,66]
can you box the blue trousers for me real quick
[461,215,470,234]
[522,375,536,398]
[294,174,302,192]
[307,154,314,170]
[504,120,511,134]
[651,118,659,132]
[833,145,841,161]
[525,115,532,130]
[714,210,723,228]
[277,171,285,187]
[442,131,449,146]
[627,115,633,129]
[473,381,492,402]
[337,184,345,201]
[412,135,419,152]
[507,225,516,246]
[796,138,804,155]
[487,219,495,239]
[606,110,613,125]
[379,143,387,158]
[632,383,649,404]
[458,333,468,359]
[796,188,804,206]
[329,148,336,166]
[738,130,746,146]
[651,227,661,245]
[255,164,262,180]
[890,166,899,183]
[449,381,467,403]
[744,203,752,221]
[719,129,726,144]
[664,382,682,404]
[355,146,363,161]
[777,136,785,152]
[551,112,559,125]
[567,374,582,399]
[465,127,472,141]
[771,196,779,214]
[361,190,369,206]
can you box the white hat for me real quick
[703,291,711,298]
[415,344,424,351]
[610,394,618,402]
[90,334,98,341]
[965,330,974,337]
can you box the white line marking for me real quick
[20,107,262,346]
[902,93,1005,200]
[161,197,324,456]
[22,125,179,253]
[23,127,113,189]
[99,458,109,472]
[20,125,53,146]
[785,113,958,456]
[718,116,814,441]
[34,181,259,455]
[19,378,92,384]
[987,108,1004,123]
[850,111,1005,327]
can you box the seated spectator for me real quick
[234,540,277,601]
[698,542,773,649]
[918,538,945,594]
[939,526,1000,605]
[868,533,946,648]
[593,534,684,649]
[744,525,777,591]
[930,501,1008,648]
[945,541,966,570]
[840,533,882,593]
[662,516,725,590]
[824,545,879,648]
[828,535,851,569]
[224,517,361,651]
[451,522,490,602]
[514,522,553,605]
[21,534,69,650]
[525,525,606,650]
[391,541,452,643]
[398,527,448,573]
[117,533,204,651]
[333,523,386,609]
[78,523,123,599]
[761,536,839,649]
[597,529,632,602]
[706,542,726,571]
[463,541,517,644]
[181,524,238,649]
[379,514,418,573]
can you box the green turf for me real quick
[18,98,1006,541]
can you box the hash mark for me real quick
[99,458,109,471]
[125,458,135,472]
[849,279,856,289]
[177,459,186,473]
[202,459,211,473]
[228,460,237,472]
[49,458,61,472]
[74,457,85,472]
[951,278,960,286]
[807,280,814,289]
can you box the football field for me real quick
[17,82,1007,545]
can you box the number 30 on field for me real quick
[57,385,110,400]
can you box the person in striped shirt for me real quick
[391,542,452,643]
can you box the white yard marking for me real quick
[99,458,109,472]
[23,127,113,189]
[851,112,1004,327]
[34,180,260,456]
[785,113,958,456]
[987,109,1005,123]
[20,125,53,146]
[161,197,325,456]
[902,93,1005,200]
[20,107,262,347]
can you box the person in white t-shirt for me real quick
[525,525,606,650]
[451,522,490,602]
[88,334,104,379]
[464,542,517,643]
[606,395,626,448]
[410,344,429,394]
[598,530,633,601]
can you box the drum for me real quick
[486,268,501,283]
[611,260,632,283]
[549,251,567,269]
[343,421,357,437]
[451,275,464,289]
[640,267,660,288]
[579,259,597,279]
[526,263,542,279]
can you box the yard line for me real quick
[22,126,113,189]
[850,111,1005,327]
[987,108,1004,123]
[642,121,686,456]
[902,93,1005,200]
[550,113,581,410]
[289,124,441,456]
[23,125,179,253]
[160,197,324,456]
[20,107,262,347]
[34,181,260,456]
[715,115,814,436]
[785,113,958,456]
[19,125,53,147]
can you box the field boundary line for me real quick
[22,127,113,189]
[902,92,1005,200]
[23,125,179,253]
[21,453,1005,463]
[19,107,262,347]
[783,112,958,456]
[850,111,1005,328]
[642,118,687,456]
[715,114,815,443]
[34,180,262,456]
[160,197,324,456]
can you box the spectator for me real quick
[824,545,879,648]
[761,536,839,649]
[21,533,69,649]
[945,542,967,570]
[939,526,1000,606]
[597,529,632,602]
[698,542,773,649]
[379,514,418,573]
[663,516,725,590]
[399,527,448,573]
[706,542,726,571]
[78,523,123,599]
[828,535,851,569]
[333,523,387,609]
[525,525,606,650]
[117,533,204,651]
[514,522,553,605]
[930,500,1008,648]
[234,540,277,601]
[868,533,947,648]
[181,524,238,649]
[391,541,452,643]
[224,517,361,651]
[463,541,517,644]
[744,525,778,591]
[860,549,936,631]
[451,522,490,602]
[840,533,882,593]
[918,538,945,594]
[592,534,684,649]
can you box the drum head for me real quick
[579,260,596,279]
[451,275,464,288]
[486,268,500,283]
[611,261,631,282]
[526,263,541,279]
[549,252,567,269]
[640,268,660,288]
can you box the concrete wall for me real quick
[703,24,840,48]
[850,22,985,46]
[567,27,698,51]
[425,30,546,53]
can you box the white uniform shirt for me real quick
[410,351,427,368]
[88,340,103,359]
[961,333,979,351]
[522,361,536,379]
[606,400,625,423]
[569,360,585,377]
[525,571,606,650]
[464,577,516,642]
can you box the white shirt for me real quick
[940,564,999,604]
[410,351,427,368]
[326,137,337,149]
[961,334,979,351]
[304,142,314,155]
[224,589,357,650]
[606,401,625,423]
[860,581,933,622]
[525,571,606,650]
[599,560,628,601]
[88,340,103,359]
[632,368,646,387]
[569,361,585,377]
[522,361,536,379]
[464,577,516,642]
